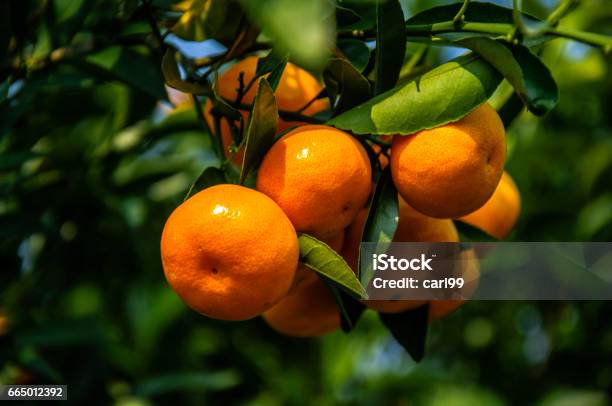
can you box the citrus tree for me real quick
[1,0,612,404]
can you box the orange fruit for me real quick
[428,249,480,321]
[256,125,372,239]
[204,56,328,164]
[161,184,299,320]
[394,195,459,243]
[262,232,344,337]
[459,171,521,239]
[262,264,340,337]
[390,103,506,218]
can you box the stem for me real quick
[547,0,578,26]
[452,0,470,28]
[193,95,224,159]
[295,90,326,114]
[364,135,391,149]
[545,27,612,52]
[143,0,166,52]
[405,21,513,36]
[231,102,325,124]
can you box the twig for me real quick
[143,0,166,52]
[230,101,325,124]
[192,95,224,159]
[452,0,470,28]
[547,0,579,26]
[294,90,326,114]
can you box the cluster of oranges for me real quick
[161,57,521,337]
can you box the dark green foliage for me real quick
[1,0,612,404]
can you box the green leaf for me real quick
[83,46,167,100]
[240,78,278,184]
[454,221,498,242]
[256,51,288,91]
[323,58,371,116]
[328,53,502,135]
[363,167,399,245]
[379,304,429,362]
[374,0,405,95]
[162,48,212,96]
[240,0,335,70]
[359,167,398,282]
[185,166,227,200]
[405,1,541,26]
[298,233,367,299]
[172,0,244,45]
[325,285,366,332]
[337,39,371,72]
[336,0,377,31]
[456,37,557,115]
[508,44,558,115]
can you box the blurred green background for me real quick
[1,0,611,404]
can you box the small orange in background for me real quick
[429,249,481,322]
[0,312,8,335]
[161,184,299,321]
[391,103,506,219]
[257,125,372,240]
[394,195,459,243]
[262,232,345,337]
[262,264,341,337]
[204,56,329,164]
[459,171,521,239]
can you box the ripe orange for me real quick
[160,184,299,320]
[429,249,480,321]
[459,171,521,239]
[204,56,329,164]
[394,195,459,243]
[256,125,372,239]
[262,264,340,337]
[390,103,506,218]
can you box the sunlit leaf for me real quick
[328,54,502,135]
[299,233,367,299]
